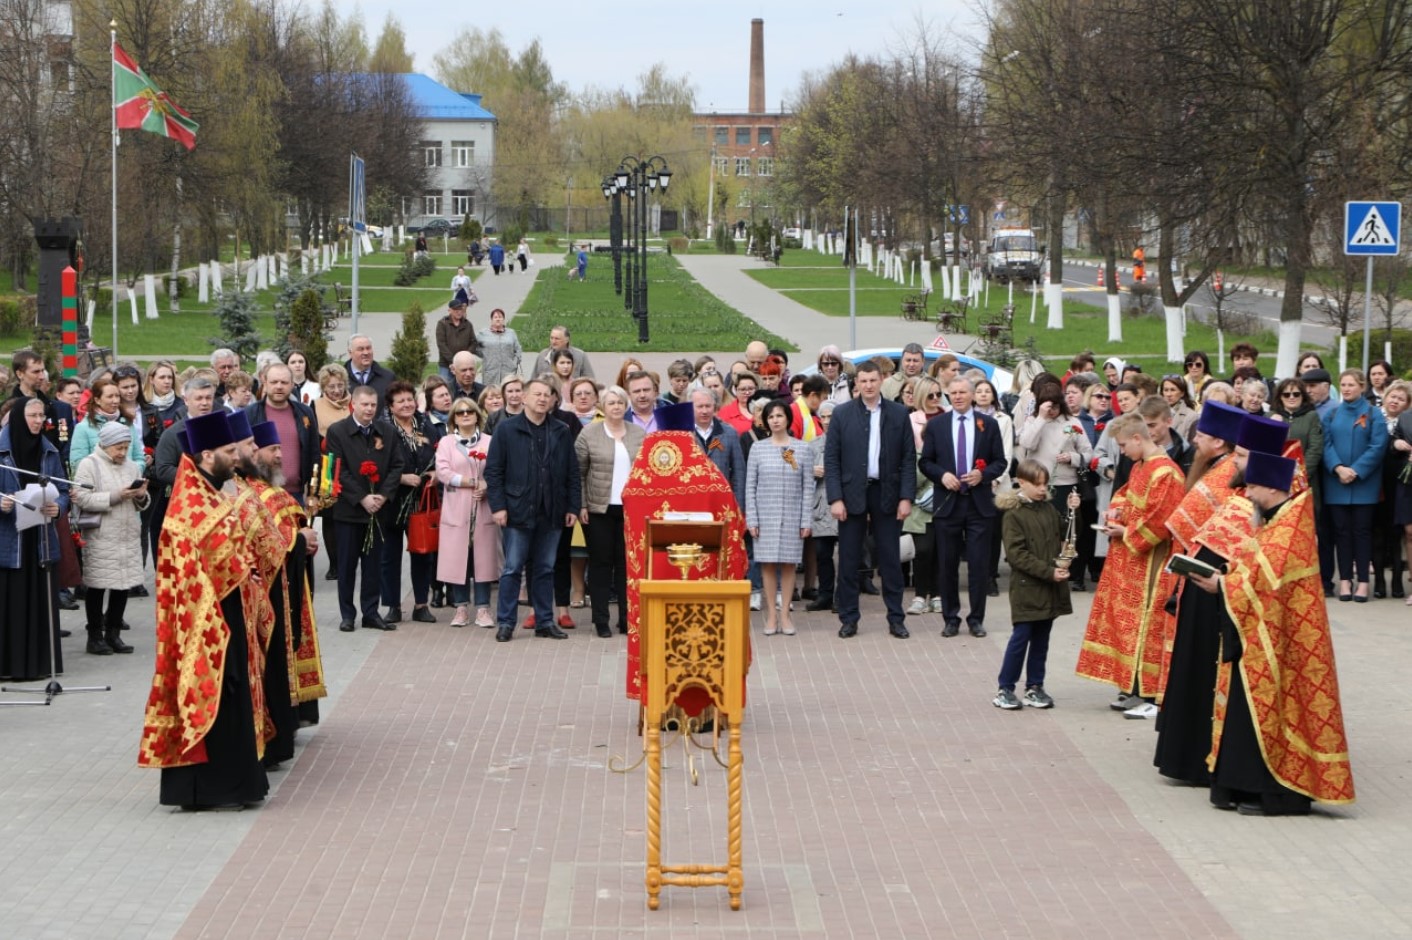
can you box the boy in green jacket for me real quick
[993,459,1079,709]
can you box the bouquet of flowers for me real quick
[359,460,381,552]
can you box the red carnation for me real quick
[359,459,380,487]
[1095,421,1106,432]
[163,418,174,428]
[974,459,986,471]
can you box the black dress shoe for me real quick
[805,597,834,612]
[1395,582,1406,599]
[429,586,446,608]
[535,623,569,639]
[106,631,134,654]
[595,624,613,638]
[859,580,880,596]
[969,625,988,638]
[1071,580,1087,592]
[412,606,436,623]
[837,622,858,638]
[888,622,910,639]
[941,622,960,637]
[801,588,818,601]
[362,614,395,631]
[60,629,72,638]
[339,620,355,633]
[325,569,338,581]
[495,624,514,642]
[987,578,999,597]
[128,584,149,597]
[384,605,403,623]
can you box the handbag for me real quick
[899,533,916,563]
[406,484,441,554]
[1074,466,1098,502]
[72,507,102,531]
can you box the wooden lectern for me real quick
[639,519,750,911]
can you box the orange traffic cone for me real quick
[1097,268,1105,287]
[1213,271,1224,292]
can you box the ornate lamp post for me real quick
[615,155,671,343]
[602,175,624,295]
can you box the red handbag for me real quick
[406,485,441,554]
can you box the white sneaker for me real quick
[907,597,928,615]
[750,592,762,611]
[1123,702,1159,720]
[929,597,943,613]
[1110,692,1142,712]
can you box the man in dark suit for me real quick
[920,376,1008,637]
[343,333,395,400]
[689,387,746,507]
[324,385,404,632]
[824,360,917,638]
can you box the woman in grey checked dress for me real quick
[745,399,815,635]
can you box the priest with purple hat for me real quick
[140,410,271,809]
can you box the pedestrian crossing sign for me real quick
[1345,201,1401,256]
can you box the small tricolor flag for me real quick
[113,42,198,150]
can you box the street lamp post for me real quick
[602,175,624,296]
[613,155,671,343]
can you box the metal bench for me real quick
[900,289,932,321]
[935,298,969,334]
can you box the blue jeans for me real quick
[998,619,1054,691]
[496,522,561,627]
[449,537,492,607]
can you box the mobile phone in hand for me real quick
[127,479,145,490]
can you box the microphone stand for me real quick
[1,463,111,706]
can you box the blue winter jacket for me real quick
[1321,396,1389,505]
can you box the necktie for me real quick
[360,424,372,437]
[358,371,368,385]
[957,414,969,493]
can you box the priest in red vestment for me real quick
[1076,412,1186,710]
[1191,451,1354,814]
[139,412,269,809]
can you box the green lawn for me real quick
[353,287,452,312]
[746,256,1282,361]
[513,252,794,353]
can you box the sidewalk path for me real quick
[2,547,1410,937]
[676,253,979,360]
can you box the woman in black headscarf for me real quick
[0,396,71,681]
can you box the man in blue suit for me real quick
[920,376,1008,637]
[824,360,916,638]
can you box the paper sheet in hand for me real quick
[1166,553,1220,579]
[14,483,59,531]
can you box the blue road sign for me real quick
[948,205,970,225]
[349,154,367,233]
[1345,201,1401,256]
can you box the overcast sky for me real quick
[357,1,983,110]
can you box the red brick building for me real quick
[691,19,792,233]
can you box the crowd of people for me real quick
[0,330,1371,815]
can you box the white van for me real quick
[983,228,1042,282]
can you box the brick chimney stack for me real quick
[748,19,765,114]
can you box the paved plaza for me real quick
[4,254,1411,938]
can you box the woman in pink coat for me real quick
[435,398,504,627]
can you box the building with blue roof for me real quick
[401,73,496,228]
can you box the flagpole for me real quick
[110,20,119,359]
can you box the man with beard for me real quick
[139,412,269,809]
[1186,451,1354,815]
[246,421,326,766]
[1155,410,1284,784]
[245,364,319,503]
